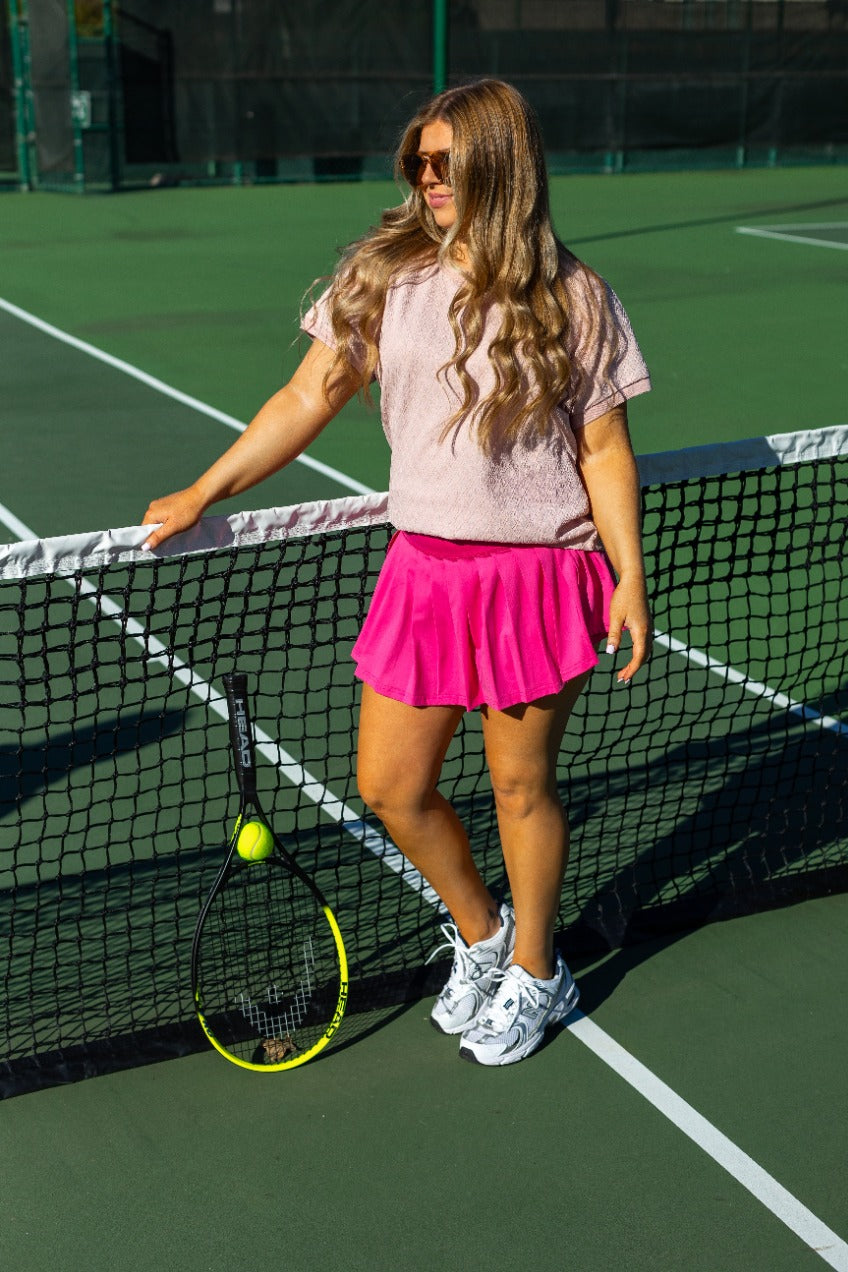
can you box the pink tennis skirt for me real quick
[351,532,616,711]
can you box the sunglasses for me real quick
[399,149,451,187]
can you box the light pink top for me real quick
[303,260,650,548]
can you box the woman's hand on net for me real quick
[141,486,208,552]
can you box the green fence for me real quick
[3,0,847,192]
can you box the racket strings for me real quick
[195,863,341,1062]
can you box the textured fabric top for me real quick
[302,260,651,547]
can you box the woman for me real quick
[143,79,652,1066]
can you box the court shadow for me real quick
[1,707,188,809]
[559,707,848,1014]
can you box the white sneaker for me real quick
[429,903,516,1035]
[458,953,579,1066]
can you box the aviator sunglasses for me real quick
[400,149,451,186]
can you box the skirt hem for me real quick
[353,643,605,712]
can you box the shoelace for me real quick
[426,920,465,965]
[427,920,493,987]
[478,965,543,1030]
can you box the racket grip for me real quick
[223,672,258,797]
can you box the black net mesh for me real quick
[1,441,847,1094]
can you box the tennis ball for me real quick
[236,819,274,863]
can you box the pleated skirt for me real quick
[351,531,616,711]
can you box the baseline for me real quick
[735,223,848,251]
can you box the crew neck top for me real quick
[302,259,650,548]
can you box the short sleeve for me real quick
[301,286,336,349]
[565,270,651,428]
[301,284,373,378]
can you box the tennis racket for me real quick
[191,672,348,1071]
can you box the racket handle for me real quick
[223,672,258,797]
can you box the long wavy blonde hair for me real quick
[319,79,608,455]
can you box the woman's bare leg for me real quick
[480,672,590,979]
[356,683,499,946]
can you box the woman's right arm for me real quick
[141,338,359,550]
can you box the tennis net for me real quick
[2,425,847,1094]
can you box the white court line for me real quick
[0,296,375,497]
[0,502,39,543]
[736,225,848,252]
[739,222,848,230]
[567,1012,848,1271]
[3,491,846,1265]
[655,631,848,738]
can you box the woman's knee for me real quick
[356,763,431,821]
[356,766,392,817]
[489,767,561,822]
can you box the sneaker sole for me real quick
[458,981,580,1066]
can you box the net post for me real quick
[7,0,32,190]
[65,0,85,192]
[102,0,122,192]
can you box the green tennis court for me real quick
[1,167,847,1271]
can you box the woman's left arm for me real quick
[575,403,652,684]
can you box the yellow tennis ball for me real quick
[236,819,274,862]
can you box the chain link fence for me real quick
[2,0,847,192]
